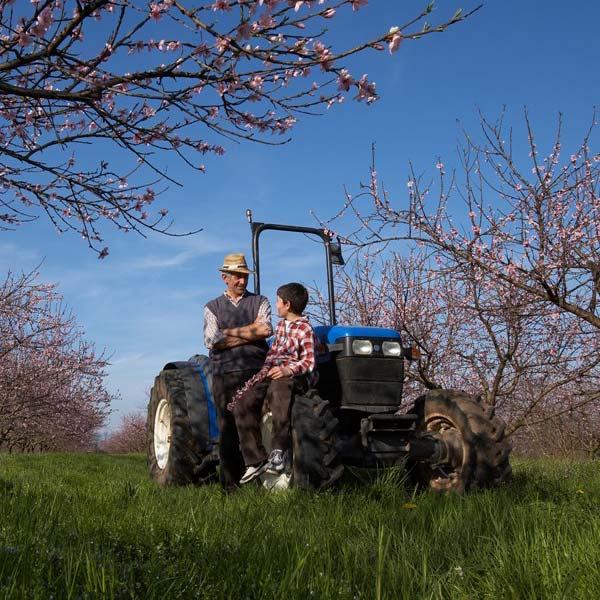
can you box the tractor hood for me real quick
[314,325,401,345]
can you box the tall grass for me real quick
[0,454,599,599]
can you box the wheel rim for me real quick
[425,416,467,491]
[154,398,171,470]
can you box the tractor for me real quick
[147,212,512,493]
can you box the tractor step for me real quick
[360,413,417,458]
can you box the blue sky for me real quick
[2,0,599,430]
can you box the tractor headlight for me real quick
[382,341,402,357]
[351,339,373,355]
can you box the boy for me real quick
[227,282,318,484]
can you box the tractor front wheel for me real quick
[147,367,217,486]
[408,389,511,493]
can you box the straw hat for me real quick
[218,253,253,274]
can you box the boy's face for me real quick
[276,295,291,318]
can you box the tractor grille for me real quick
[336,356,404,411]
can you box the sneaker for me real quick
[266,449,287,474]
[240,460,268,485]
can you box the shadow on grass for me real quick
[333,460,585,508]
[0,476,15,494]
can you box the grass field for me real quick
[0,453,599,599]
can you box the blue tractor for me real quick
[147,213,511,493]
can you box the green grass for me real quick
[1,454,599,599]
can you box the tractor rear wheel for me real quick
[291,392,344,490]
[408,389,511,493]
[147,366,218,486]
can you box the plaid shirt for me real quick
[228,316,318,410]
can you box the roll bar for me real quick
[246,209,344,326]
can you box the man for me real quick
[204,253,272,490]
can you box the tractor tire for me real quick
[291,392,344,490]
[408,389,511,494]
[147,361,218,486]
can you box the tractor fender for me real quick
[162,356,219,447]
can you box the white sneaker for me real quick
[240,460,268,485]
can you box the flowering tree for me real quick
[316,111,600,454]
[320,250,600,455]
[0,0,479,255]
[0,269,114,451]
[323,111,600,330]
[102,412,146,452]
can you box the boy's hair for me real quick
[277,282,309,315]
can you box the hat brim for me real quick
[219,267,254,274]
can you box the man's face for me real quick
[223,271,248,297]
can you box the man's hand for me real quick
[267,365,292,379]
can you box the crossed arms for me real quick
[214,318,272,349]
[203,299,272,350]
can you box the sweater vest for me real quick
[206,292,269,374]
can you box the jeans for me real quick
[212,369,260,490]
[233,375,308,466]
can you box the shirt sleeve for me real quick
[286,323,316,377]
[256,297,273,336]
[203,305,225,349]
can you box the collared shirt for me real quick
[204,291,272,349]
[228,316,318,409]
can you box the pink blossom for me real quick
[355,74,377,104]
[351,0,368,10]
[237,21,254,39]
[212,0,231,11]
[313,40,326,55]
[32,6,54,37]
[322,8,336,18]
[149,3,165,21]
[337,69,353,92]
[388,27,402,54]
[258,12,275,28]
[215,36,231,53]
[248,75,264,90]
[16,26,32,47]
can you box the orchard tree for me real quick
[322,111,600,330]
[0,269,114,451]
[316,111,600,454]
[0,0,479,255]
[102,412,146,452]
[314,248,600,455]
